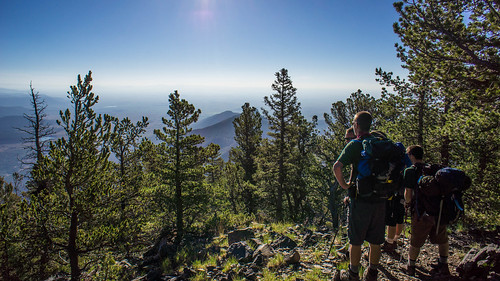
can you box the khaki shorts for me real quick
[410,213,448,248]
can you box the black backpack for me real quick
[355,136,405,198]
[415,165,472,226]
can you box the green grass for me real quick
[222,256,239,273]
[336,261,349,271]
[191,271,208,281]
[192,259,204,271]
[270,222,293,235]
[267,253,285,269]
[262,269,280,281]
[250,221,265,231]
[312,248,325,263]
[303,267,330,281]
[261,232,272,244]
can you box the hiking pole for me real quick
[436,198,444,235]
[327,198,349,258]
[327,204,342,258]
[400,205,409,264]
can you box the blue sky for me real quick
[0,0,406,114]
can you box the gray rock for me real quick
[457,244,500,279]
[285,250,300,264]
[247,238,262,248]
[146,267,162,281]
[271,235,297,250]
[253,244,275,258]
[227,241,254,262]
[228,228,254,245]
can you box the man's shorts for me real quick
[348,198,386,245]
[385,195,405,226]
[410,213,448,248]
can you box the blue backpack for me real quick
[355,136,405,198]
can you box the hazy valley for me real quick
[0,90,327,183]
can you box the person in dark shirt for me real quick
[333,111,384,281]
[403,145,450,277]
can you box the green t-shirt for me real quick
[337,139,363,180]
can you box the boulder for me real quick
[271,235,297,250]
[253,244,275,258]
[228,228,254,245]
[457,244,500,279]
[227,241,254,262]
[285,250,301,264]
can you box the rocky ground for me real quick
[135,223,500,281]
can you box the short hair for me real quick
[354,111,372,132]
[407,145,424,160]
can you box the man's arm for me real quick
[404,188,412,206]
[403,168,415,207]
[333,161,350,190]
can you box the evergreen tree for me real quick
[285,114,318,221]
[0,177,23,281]
[109,116,149,256]
[230,102,262,214]
[153,91,215,243]
[32,71,116,281]
[261,68,301,221]
[375,69,441,158]
[393,0,500,224]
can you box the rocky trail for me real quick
[134,222,500,281]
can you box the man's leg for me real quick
[350,244,362,267]
[438,242,449,258]
[369,243,381,264]
[387,225,396,241]
[432,241,450,275]
[382,225,397,252]
[340,244,361,280]
[409,244,420,260]
[395,223,404,239]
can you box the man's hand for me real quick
[343,196,350,206]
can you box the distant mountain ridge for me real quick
[192,113,239,159]
[193,111,240,129]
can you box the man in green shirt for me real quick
[333,111,385,281]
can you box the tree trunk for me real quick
[69,210,80,281]
[175,125,183,245]
[417,89,425,146]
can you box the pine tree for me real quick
[153,91,213,243]
[32,71,116,281]
[261,68,301,221]
[230,102,262,214]
[392,0,500,224]
[109,116,149,256]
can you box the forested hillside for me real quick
[1,1,498,280]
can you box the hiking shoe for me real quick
[363,267,378,281]
[430,261,451,276]
[339,269,360,281]
[405,264,416,276]
[381,241,396,253]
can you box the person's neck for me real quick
[356,131,370,138]
[413,160,424,164]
